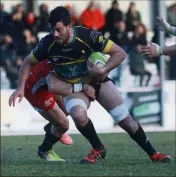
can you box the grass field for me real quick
[1,131,176,176]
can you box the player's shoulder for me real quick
[75,26,102,41]
[75,26,91,33]
[39,33,54,45]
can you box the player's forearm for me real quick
[52,80,73,96]
[162,44,176,56]
[103,50,126,73]
[17,55,36,89]
[47,77,85,96]
[168,26,176,36]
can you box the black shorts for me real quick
[90,77,114,100]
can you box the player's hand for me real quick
[83,84,96,101]
[141,42,162,58]
[95,71,110,83]
[156,17,171,33]
[87,61,105,77]
[9,88,24,107]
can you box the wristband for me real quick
[167,26,172,34]
[156,45,163,56]
[168,26,176,36]
[72,83,85,93]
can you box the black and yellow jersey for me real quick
[30,26,113,83]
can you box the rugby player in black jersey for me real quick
[9,6,172,164]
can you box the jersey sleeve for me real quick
[86,29,113,54]
[30,36,50,62]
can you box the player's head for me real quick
[48,6,72,44]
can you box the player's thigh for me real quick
[97,81,123,111]
[54,95,68,115]
[25,87,55,112]
[39,103,68,129]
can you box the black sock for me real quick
[129,124,157,156]
[76,119,103,150]
[39,129,59,152]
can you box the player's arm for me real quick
[9,54,39,107]
[101,41,126,74]
[141,42,176,57]
[87,30,126,75]
[9,37,49,107]
[46,73,96,101]
[17,54,38,89]
[156,17,176,36]
[17,37,49,89]
[162,44,176,56]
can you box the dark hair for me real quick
[112,0,118,5]
[48,6,71,27]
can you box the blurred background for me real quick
[1,0,175,134]
[0,0,176,89]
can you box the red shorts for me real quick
[24,86,55,112]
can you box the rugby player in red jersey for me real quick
[9,58,95,161]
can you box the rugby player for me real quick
[8,59,71,161]
[9,59,95,161]
[141,17,176,57]
[9,6,172,164]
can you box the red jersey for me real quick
[25,59,52,93]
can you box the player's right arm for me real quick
[156,17,176,36]
[141,42,176,57]
[9,36,50,107]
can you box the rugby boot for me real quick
[80,145,106,164]
[59,133,73,145]
[37,148,65,161]
[44,123,73,145]
[150,152,172,162]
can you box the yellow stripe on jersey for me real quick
[48,55,78,61]
[48,40,56,53]
[102,40,113,54]
[76,37,93,52]
[29,52,38,62]
[53,70,82,83]
[52,59,86,66]
[65,78,82,83]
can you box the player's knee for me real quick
[109,103,129,124]
[51,124,68,137]
[71,106,88,125]
[63,98,88,126]
[118,115,139,134]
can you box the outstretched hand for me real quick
[140,42,162,58]
[156,17,170,33]
[9,88,24,107]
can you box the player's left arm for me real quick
[101,40,126,74]
[88,30,126,74]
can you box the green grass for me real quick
[1,132,176,176]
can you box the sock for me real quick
[39,129,59,152]
[129,124,157,156]
[76,119,103,150]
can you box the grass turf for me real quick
[1,131,176,176]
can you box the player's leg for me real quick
[46,72,73,96]
[39,102,72,146]
[97,79,172,162]
[43,94,68,133]
[25,87,71,161]
[63,92,106,164]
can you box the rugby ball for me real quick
[88,52,108,68]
